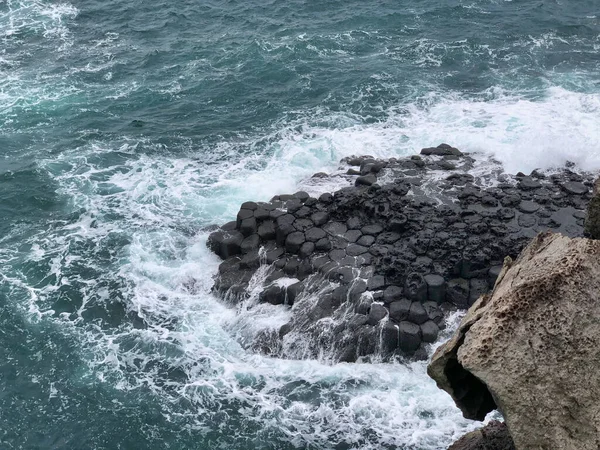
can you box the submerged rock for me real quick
[428,232,600,450]
[207,145,595,362]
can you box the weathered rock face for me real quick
[448,421,515,450]
[428,232,600,450]
[207,144,595,362]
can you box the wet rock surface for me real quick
[584,178,600,239]
[448,421,515,450]
[207,144,595,362]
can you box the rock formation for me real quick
[448,421,514,450]
[206,144,595,362]
[428,231,600,450]
[584,177,600,239]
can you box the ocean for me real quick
[0,0,598,448]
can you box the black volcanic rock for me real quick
[448,421,515,450]
[207,145,594,362]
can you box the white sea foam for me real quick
[99,229,482,448]
[194,86,600,205]
[0,0,77,43]
[394,87,600,173]
[0,135,493,448]
[0,1,136,121]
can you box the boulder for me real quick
[420,143,462,156]
[517,176,541,191]
[240,234,260,253]
[298,241,315,258]
[257,220,276,241]
[408,302,428,325]
[423,301,444,325]
[367,303,388,325]
[346,244,368,256]
[348,279,367,302]
[240,249,261,269]
[240,217,258,236]
[398,321,421,353]
[208,230,244,258]
[357,235,375,247]
[561,181,588,195]
[294,191,310,202]
[404,272,427,302]
[424,273,446,303]
[380,322,399,352]
[428,232,600,450]
[285,232,305,253]
[448,421,515,450]
[275,224,294,246]
[259,285,286,305]
[311,211,329,226]
[355,174,376,186]
[305,227,327,242]
[361,224,384,235]
[367,275,385,291]
[315,237,331,251]
[383,285,403,304]
[287,282,304,305]
[419,320,439,343]
[446,278,470,307]
[468,278,488,306]
[389,299,411,322]
[254,208,270,221]
[236,208,254,226]
[241,201,258,211]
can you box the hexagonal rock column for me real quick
[206,145,594,363]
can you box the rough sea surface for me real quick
[0,0,599,448]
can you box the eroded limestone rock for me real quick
[428,232,600,450]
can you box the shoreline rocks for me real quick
[207,144,595,362]
[428,231,600,450]
[448,421,515,450]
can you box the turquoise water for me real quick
[0,0,599,448]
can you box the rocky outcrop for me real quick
[448,421,514,450]
[428,232,600,450]
[584,177,600,238]
[207,144,595,362]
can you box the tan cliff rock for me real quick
[428,231,600,450]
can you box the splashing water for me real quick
[0,0,598,447]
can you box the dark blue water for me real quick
[0,0,599,448]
